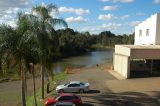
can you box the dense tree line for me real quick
[53,29,134,58]
[90,31,134,47]
[55,28,94,58]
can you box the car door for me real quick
[67,84,80,92]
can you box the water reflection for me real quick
[52,49,113,74]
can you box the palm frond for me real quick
[47,4,58,13]
[49,18,68,28]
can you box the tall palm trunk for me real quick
[41,65,45,99]
[45,72,50,93]
[24,71,27,94]
[21,59,26,106]
[31,64,37,106]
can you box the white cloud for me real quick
[154,0,160,3]
[98,14,114,20]
[103,6,118,11]
[101,0,134,3]
[130,21,141,26]
[101,23,121,30]
[98,14,129,21]
[0,0,31,27]
[80,23,122,34]
[59,7,90,15]
[0,0,29,9]
[5,8,20,14]
[65,16,88,23]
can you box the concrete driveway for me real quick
[61,65,160,106]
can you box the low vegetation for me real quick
[26,72,66,106]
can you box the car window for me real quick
[68,84,80,87]
[58,96,73,101]
[80,82,85,86]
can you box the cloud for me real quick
[80,23,121,34]
[103,6,118,11]
[0,14,17,27]
[101,23,121,30]
[65,16,88,23]
[59,7,90,15]
[5,8,20,14]
[101,0,134,3]
[98,14,129,21]
[98,14,114,20]
[0,0,29,9]
[154,0,160,3]
[129,21,141,26]
[0,0,31,27]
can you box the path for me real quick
[62,65,160,106]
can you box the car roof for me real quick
[69,81,80,84]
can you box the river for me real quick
[52,49,114,74]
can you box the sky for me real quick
[0,0,160,35]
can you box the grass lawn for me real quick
[26,72,66,106]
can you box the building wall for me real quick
[135,13,159,45]
[115,45,131,56]
[114,54,130,78]
[156,13,160,44]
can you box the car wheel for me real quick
[59,89,64,93]
[79,89,84,93]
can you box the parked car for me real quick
[56,81,90,93]
[45,93,82,106]
[49,101,76,106]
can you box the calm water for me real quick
[52,49,113,73]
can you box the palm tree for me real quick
[32,3,68,99]
[0,24,27,106]
[0,13,41,106]
[16,13,40,106]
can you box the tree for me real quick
[32,3,68,99]
[0,12,43,106]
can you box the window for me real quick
[146,29,149,36]
[139,30,142,36]
[58,96,73,101]
[80,82,85,86]
[68,84,80,87]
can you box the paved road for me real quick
[62,66,160,106]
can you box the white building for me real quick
[113,13,160,79]
[135,13,160,45]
